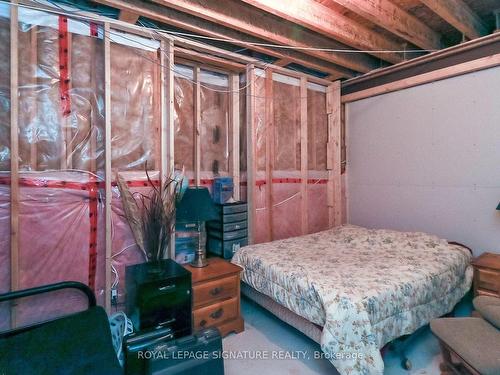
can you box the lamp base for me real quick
[190,254,208,268]
[190,223,208,267]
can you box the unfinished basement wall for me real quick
[346,65,500,255]
[0,5,341,324]
[248,68,340,244]
[0,5,247,324]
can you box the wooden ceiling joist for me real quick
[239,0,406,64]
[94,0,362,78]
[150,0,380,73]
[319,0,443,51]
[274,58,292,67]
[174,47,246,72]
[118,9,139,24]
[420,0,489,40]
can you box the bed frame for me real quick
[241,283,323,344]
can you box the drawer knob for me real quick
[210,287,223,296]
[210,308,224,320]
[200,319,207,327]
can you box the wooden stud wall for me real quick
[230,74,240,201]
[29,26,37,170]
[264,68,273,242]
[103,22,112,313]
[194,66,201,186]
[6,2,344,313]
[299,77,308,235]
[62,33,73,170]
[326,81,342,227]
[246,67,343,242]
[161,39,176,259]
[245,65,256,245]
[10,1,20,328]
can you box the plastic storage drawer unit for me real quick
[207,202,248,259]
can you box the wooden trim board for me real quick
[342,53,500,103]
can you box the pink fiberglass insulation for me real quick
[308,182,329,233]
[0,183,10,330]
[174,68,195,173]
[200,70,230,175]
[110,43,159,171]
[0,16,9,171]
[272,182,302,240]
[110,183,151,306]
[254,176,270,244]
[10,172,104,327]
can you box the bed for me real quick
[231,225,473,375]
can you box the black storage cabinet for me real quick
[126,259,192,338]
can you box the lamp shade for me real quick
[176,186,218,222]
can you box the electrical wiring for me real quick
[3,0,424,97]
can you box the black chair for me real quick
[0,281,122,375]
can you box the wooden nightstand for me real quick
[183,257,244,337]
[472,252,500,297]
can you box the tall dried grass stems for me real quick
[117,166,181,262]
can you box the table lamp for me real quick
[176,187,218,267]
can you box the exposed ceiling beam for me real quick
[274,58,292,67]
[420,0,488,40]
[93,0,362,78]
[118,9,139,24]
[239,0,406,63]
[174,47,246,72]
[319,0,443,51]
[150,0,380,73]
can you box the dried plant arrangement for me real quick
[117,166,184,262]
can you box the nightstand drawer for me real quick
[193,297,239,331]
[192,275,238,308]
[475,268,500,292]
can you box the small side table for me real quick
[184,257,244,337]
[471,252,500,297]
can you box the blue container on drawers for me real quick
[212,177,234,204]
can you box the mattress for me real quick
[232,225,473,375]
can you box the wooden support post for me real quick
[245,65,256,244]
[10,1,20,328]
[89,36,97,174]
[153,47,161,172]
[104,23,112,313]
[61,33,73,170]
[229,73,240,201]
[326,81,342,227]
[194,66,201,186]
[265,68,273,241]
[300,77,308,235]
[161,39,176,259]
[29,26,37,170]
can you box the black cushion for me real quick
[0,306,122,375]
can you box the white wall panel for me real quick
[347,65,500,255]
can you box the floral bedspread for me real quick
[231,225,473,375]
